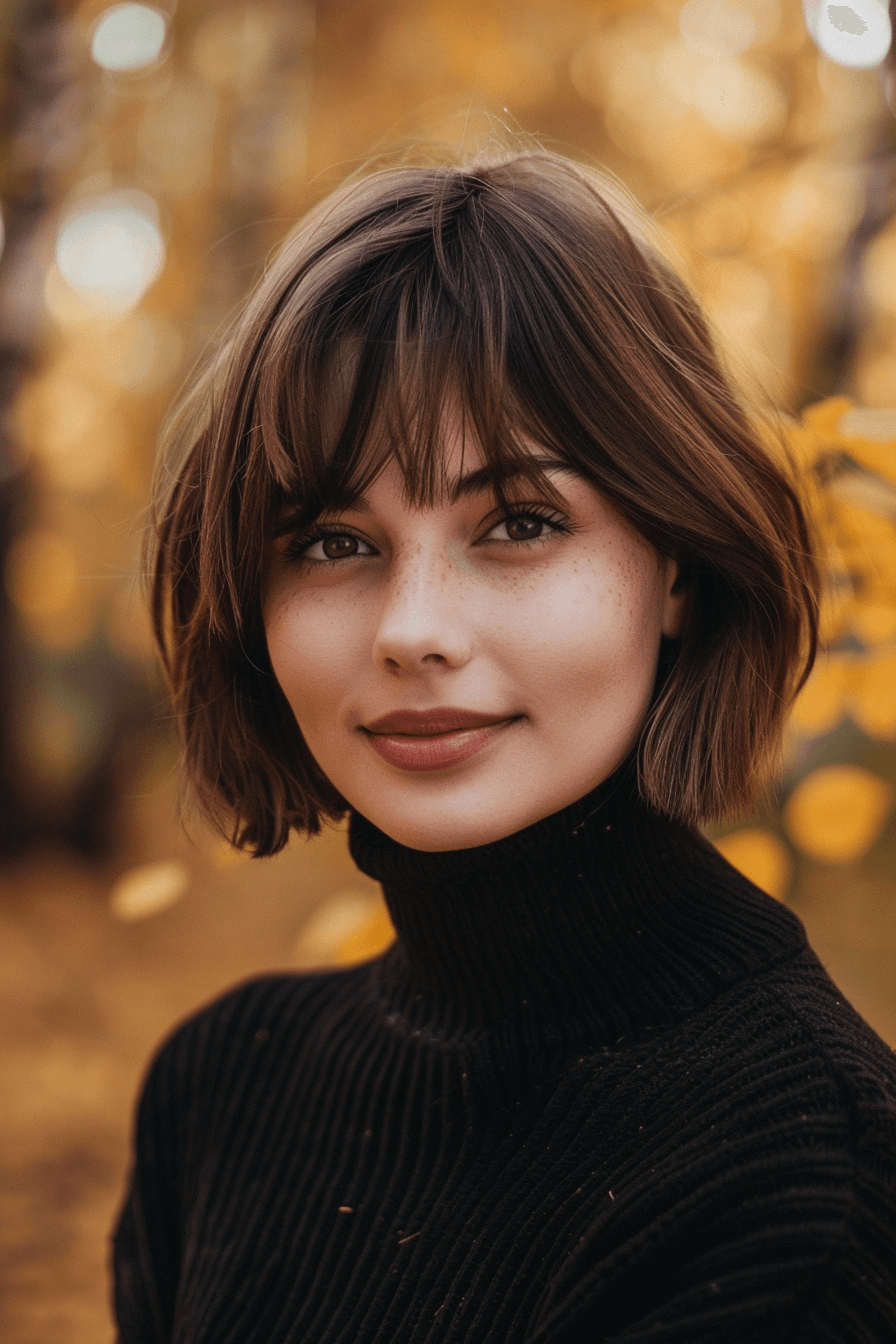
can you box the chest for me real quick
[169,1037,739,1343]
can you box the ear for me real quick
[661,557,689,639]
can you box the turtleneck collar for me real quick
[347,763,806,1048]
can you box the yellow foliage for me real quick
[790,654,851,735]
[847,441,896,488]
[714,828,793,900]
[850,601,896,647]
[784,765,893,863]
[830,499,895,558]
[817,580,853,645]
[792,648,896,742]
[779,403,896,738]
[850,652,896,739]
[800,395,854,442]
[836,405,896,486]
[763,416,822,471]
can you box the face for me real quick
[264,427,686,851]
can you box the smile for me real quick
[362,719,521,772]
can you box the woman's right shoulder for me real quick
[137,966,361,1113]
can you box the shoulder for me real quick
[540,953,896,1340]
[769,947,896,1104]
[763,952,896,1335]
[658,926,896,1120]
[646,947,896,1334]
[744,946,896,1177]
[676,943,896,1204]
[135,967,367,1124]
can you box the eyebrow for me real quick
[271,455,578,538]
[344,454,576,512]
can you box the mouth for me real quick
[360,713,523,773]
[363,707,519,736]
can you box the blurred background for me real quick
[2,0,896,1338]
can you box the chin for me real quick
[349,789,519,852]
[337,743,631,853]
[372,813,510,853]
[355,783,571,853]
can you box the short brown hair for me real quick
[151,148,819,856]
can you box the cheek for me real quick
[264,591,357,723]
[507,554,665,696]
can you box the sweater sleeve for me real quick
[112,1026,191,1344]
[110,973,309,1343]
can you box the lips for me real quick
[360,708,521,773]
[363,708,514,736]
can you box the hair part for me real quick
[151,147,819,856]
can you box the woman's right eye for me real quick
[285,530,376,564]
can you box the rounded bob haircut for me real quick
[151,147,819,858]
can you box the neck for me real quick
[348,766,805,1047]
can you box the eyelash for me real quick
[282,505,577,566]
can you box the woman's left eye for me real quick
[485,509,574,544]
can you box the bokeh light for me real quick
[5,529,79,621]
[54,191,165,312]
[785,765,894,862]
[90,3,168,73]
[699,60,786,138]
[715,827,793,899]
[293,891,388,969]
[679,0,757,58]
[803,0,892,68]
[109,860,190,921]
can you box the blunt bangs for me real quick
[151,149,820,856]
[249,177,586,534]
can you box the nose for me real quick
[371,544,473,675]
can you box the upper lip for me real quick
[363,708,516,736]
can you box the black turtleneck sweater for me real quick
[112,776,896,1342]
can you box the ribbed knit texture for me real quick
[112,769,896,1342]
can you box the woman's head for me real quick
[152,148,819,855]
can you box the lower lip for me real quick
[363,719,520,772]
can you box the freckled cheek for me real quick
[501,580,662,722]
[512,577,651,664]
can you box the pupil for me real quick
[324,534,355,559]
[509,516,540,540]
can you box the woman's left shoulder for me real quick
[763,950,896,1339]
[763,945,896,1122]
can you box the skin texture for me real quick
[264,432,686,852]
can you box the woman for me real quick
[113,150,896,1342]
